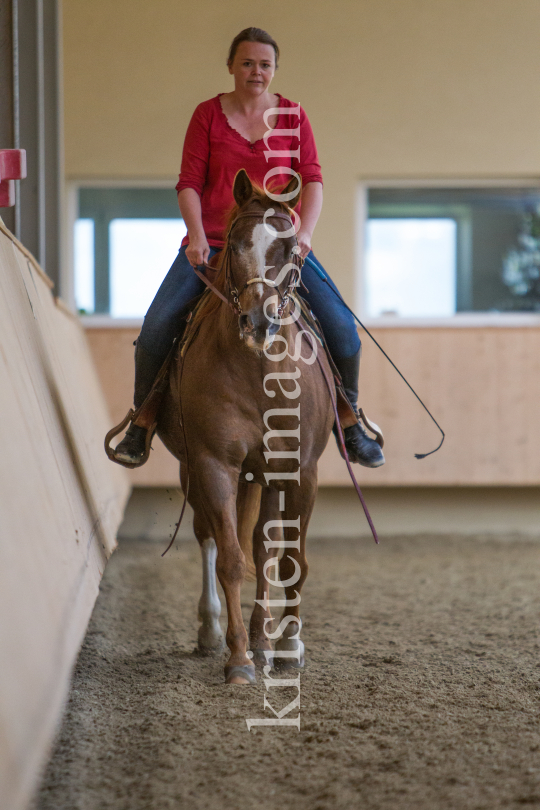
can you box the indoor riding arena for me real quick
[2,2,540,810]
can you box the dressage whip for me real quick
[303,255,445,459]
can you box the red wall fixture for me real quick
[0,150,27,208]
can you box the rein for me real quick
[303,255,445,459]
[309,333,378,543]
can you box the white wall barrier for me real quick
[0,219,130,810]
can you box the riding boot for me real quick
[113,341,164,465]
[333,349,385,468]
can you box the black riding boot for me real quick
[333,349,385,468]
[113,341,164,465]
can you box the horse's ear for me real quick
[233,169,253,207]
[280,174,302,209]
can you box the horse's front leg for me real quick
[249,487,280,668]
[180,462,224,655]
[195,533,225,654]
[191,458,255,685]
[273,470,317,671]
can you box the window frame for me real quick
[64,179,180,326]
[355,178,540,327]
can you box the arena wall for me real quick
[86,322,540,489]
[0,219,130,810]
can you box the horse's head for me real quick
[226,169,302,351]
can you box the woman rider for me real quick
[113,27,384,469]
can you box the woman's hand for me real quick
[295,230,312,260]
[177,189,210,266]
[294,183,322,259]
[186,235,211,267]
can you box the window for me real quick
[74,219,95,313]
[364,186,540,317]
[74,188,186,317]
[366,218,456,317]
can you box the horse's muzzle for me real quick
[239,310,280,349]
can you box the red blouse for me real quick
[175,94,323,248]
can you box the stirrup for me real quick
[358,408,384,448]
[104,338,181,469]
[104,409,157,469]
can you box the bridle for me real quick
[194,204,304,319]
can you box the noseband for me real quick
[196,206,304,318]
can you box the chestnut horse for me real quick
[157,170,334,685]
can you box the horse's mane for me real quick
[188,183,294,328]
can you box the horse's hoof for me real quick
[251,648,274,668]
[197,641,225,656]
[274,639,305,671]
[197,639,225,656]
[224,664,256,685]
[197,628,225,655]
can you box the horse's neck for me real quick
[201,301,244,363]
[216,301,238,352]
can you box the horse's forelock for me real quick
[224,184,293,237]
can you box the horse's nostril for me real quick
[240,309,279,341]
[239,314,252,332]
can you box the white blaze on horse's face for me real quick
[250,223,276,281]
[238,222,282,350]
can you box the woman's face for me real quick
[228,41,276,96]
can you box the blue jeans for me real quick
[139,245,361,363]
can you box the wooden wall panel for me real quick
[85,326,180,486]
[87,323,540,488]
[0,221,130,810]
